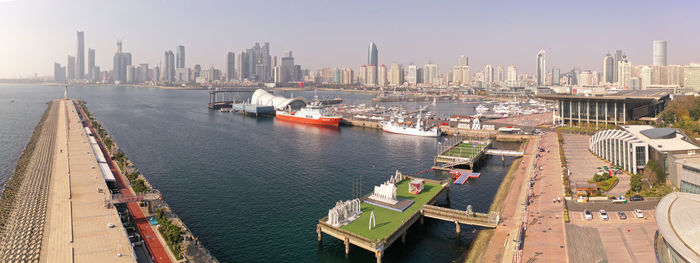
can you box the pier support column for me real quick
[375,251,383,263]
[344,237,350,255]
[420,214,424,225]
[401,232,406,244]
[455,221,461,235]
[317,226,322,243]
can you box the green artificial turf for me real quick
[340,180,443,240]
[442,143,487,158]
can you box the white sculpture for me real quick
[369,183,398,205]
[388,170,403,184]
[472,118,481,130]
[369,211,376,230]
[326,198,362,227]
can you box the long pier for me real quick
[317,175,498,263]
[433,137,493,172]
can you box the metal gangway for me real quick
[422,205,499,228]
[485,149,525,156]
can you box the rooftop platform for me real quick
[622,125,700,152]
[538,90,671,101]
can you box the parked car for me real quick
[584,209,593,220]
[634,209,644,218]
[618,211,627,220]
[599,210,609,220]
[630,195,644,201]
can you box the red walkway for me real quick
[74,101,172,263]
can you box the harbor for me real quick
[0,85,529,262]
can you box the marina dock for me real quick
[316,175,498,263]
[433,138,492,172]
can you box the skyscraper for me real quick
[67,55,75,81]
[458,55,468,67]
[552,68,560,85]
[236,51,246,80]
[54,63,66,83]
[408,64,418,85]
[368,42,378,85]
[618,55,631,88]
[653,40,667,66]
[76,31,85,79]
[603,53,614,84]
[536,50,546,85]
[613,50,622,82]
[640,66,653,90]
[484,65,494,83]
[378,64,387,86]
[226,52,235,81]
[176,45,185,68]
[280,51,296,83]
[496,65,504,83]
[423,63,439,85]
[164,50,175,82]
[87,48,95,81]
[507,65,518,83]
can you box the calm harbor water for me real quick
[0,84,516,263]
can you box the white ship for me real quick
[475,104,489,113]
[381,112,441,137]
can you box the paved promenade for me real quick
[520,132,567,262]
[480,135,538,263]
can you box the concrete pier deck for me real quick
[0,100,133,262]
[317,176,498,263]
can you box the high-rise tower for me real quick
[226,52,235,81]
[87,48,95,81]
[368,42,378,84]
[76,31,85,79]
[536,50,546,85]
[613,50,622,82]
[603,53,614,84]
[176,45,185,68]
[653,40,667,66]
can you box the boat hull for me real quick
[276,113,341,127]
[381,124,440,137]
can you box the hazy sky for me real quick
[1,0,699,78]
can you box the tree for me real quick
[629,174,643,192]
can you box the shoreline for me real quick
[463,138,530,263]
[0,101,53,230]
[77,100,218,262]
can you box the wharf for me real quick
[317,175,498,263]
[340,118,383,129]
[433,138,492,172]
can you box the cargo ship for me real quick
[276,96,342,127]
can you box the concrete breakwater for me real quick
[0,101,58,261]
[77,100,219,262]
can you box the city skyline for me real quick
[2,0,700,78]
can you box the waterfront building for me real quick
[552,67,560,85]
[112,41,131,84]
[654,192,700,263]
[423,63,439,85]
[653,40,668,66]
[458,55,468,67]
[408,64,418,85]
[87,48,95,82]
[684,63,700,91]
[368,42,378,85]
[536,49,546,85]
[590,125,699,175]
[341,68,353,85]
[176,45,185,68]
[603,53,614,84]
[67,55,75,81]
[640,66,653,90]
[175,68,191,83]
[163,50,175,82]
[506,65,517,87]
[613,50,623,82]
[226,52,235,81]
[668,154,700,193]
[54,63,66,83]
[359,65,367,85]
[389,64,403,86]
[618,55,631,88]
[280,51,297,83]
[151,65,160,83]
[136,64,149,83]
[76,31,85,79]
[539,90,671,126]
[496,65,504,84]
[484,65,494,83]
[378,64,387,86]
[453,65,469,86]
[126,65,135,84]
[367,65,377,86]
